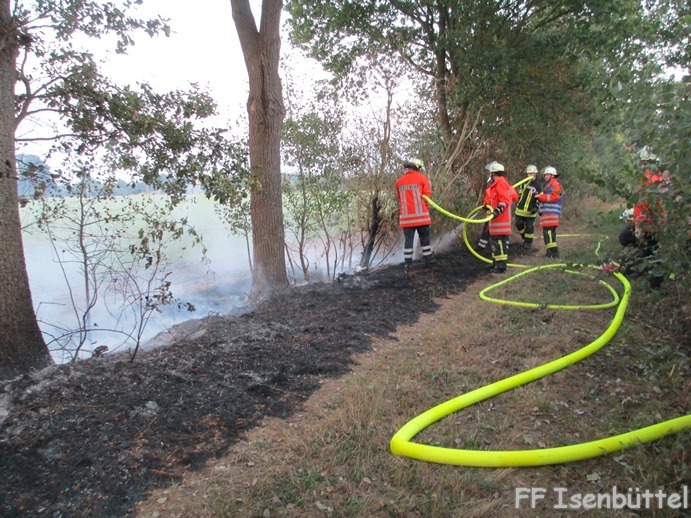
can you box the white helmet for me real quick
[485,161,505,173]
[637,146,657,162]
[543,166,558,177]
[403,158,425,171]
[525,165,538,175]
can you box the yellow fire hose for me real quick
[390,197,691,467]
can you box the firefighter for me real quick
[619,147,665,252]
[619,148,670,288]
[396,158,436,267]
[537,166,563,258]
[478,172,517,253]
[476,176,493,253]
[514,165,542,250]
[483,161,513,273]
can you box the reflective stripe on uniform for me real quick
[540,213,560,227]
[489,220,512,235]
[398,184,432,227]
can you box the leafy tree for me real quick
[282,108,344,280]
[230,0,289,295]
[569,0,689,297]
[286,0,651,203]
[1,0,162,379]
[24,158,203,363]
[643,0,689,73]
[588,77,690,287]
[1,0,246,380]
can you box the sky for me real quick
[103,0,251,123]
[104,0,250,116]
[101,0,334,130]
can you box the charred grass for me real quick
[136,222,689,518]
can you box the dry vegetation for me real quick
[135,213,690,518]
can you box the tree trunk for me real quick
[231,0,288,296]
[0,1,53,379]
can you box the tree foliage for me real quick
[568,0,689,296]
[25,159,203,362]
[13,0,168,129]
[283,109,356,280]
[1,0,247,379]
[588,78,690,287]
[12,0,248,203]
[286,0,655,198]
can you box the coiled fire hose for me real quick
[389,195,691,467]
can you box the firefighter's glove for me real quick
[491,208,501,219]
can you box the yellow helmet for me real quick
[403,158,425,171]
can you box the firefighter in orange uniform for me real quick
[478,169,517,254]
[396,159,436,267]
[619,148,666,251]
[483,161,514,273]
[537,166,563,258]
[618,148,670,288]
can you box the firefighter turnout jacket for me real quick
[396,168,432,228]
[538,177,563,228]
[483,176,513,236]
[515,176,542,218]
[633,169,666,234]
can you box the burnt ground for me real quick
[0,246,492,517]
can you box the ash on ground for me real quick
[1,248,486,516]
